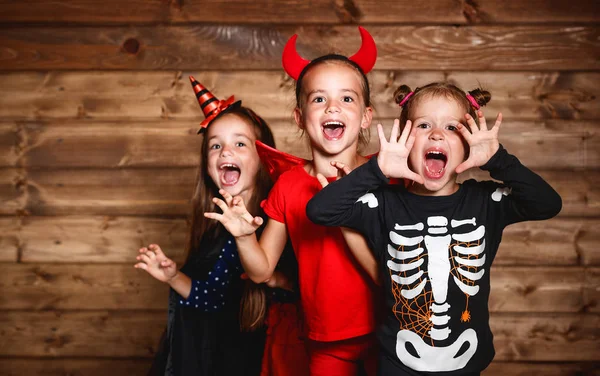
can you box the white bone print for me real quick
[388,216,485,372]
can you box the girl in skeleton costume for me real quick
[135,77,304,376]
[306,82,562,375]
[205,27,381,375]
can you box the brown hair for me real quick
[295,55,372,150]
[186,106,275,331]
[393,82,491,132]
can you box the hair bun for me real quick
[468,88,491,107]
[393,85,412,105]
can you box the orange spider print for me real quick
[460,309,471,323]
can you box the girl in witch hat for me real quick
[135,77,307,376]
[206,27,382,375]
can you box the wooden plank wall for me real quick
[0,1,599,374]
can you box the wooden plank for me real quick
[0,0,598,24]
[19,216,188,263]
[0,25,598,71]
[0,167,25,215]
[0,311,597,361]
[0,358,152,376]
[489,268,599,314]
[491,313,600,362]
[1,71,598,120]
[8,216,599,265]
[1,168,597,217]
[0,264,171,310]
[22,168,196,217]
[0,216,19,262]
[497,218,600,267]
[0,310,165,357]
[483,362,600,376]
[2,119,597,169]
[458,169,600,218]
[1,264,596,312]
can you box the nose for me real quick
[220,144,234,157]
[429,128,444,141]
[325,100,341,114]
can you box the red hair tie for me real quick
[398,91,414,107]
[465,93,481,110]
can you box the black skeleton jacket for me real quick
[306,146,561,375]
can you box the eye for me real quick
[210,144,221,150]
[312,96,325,103]
[342,96,354,103]
[235,142,246,147]
[446,124,458,131]
[416,122,430,129]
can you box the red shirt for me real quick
[262,165,377,341]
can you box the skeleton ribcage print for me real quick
[388,215,485,372]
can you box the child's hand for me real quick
[455,111,502,174]
[204,189,263,237]
[315,161,352,188]
[134,244,178,283]
[376,119,423,184]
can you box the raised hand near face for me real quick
[204,189,263,238]
[376,119,424,184]
[134,244,178,283]
[455,111,502,174]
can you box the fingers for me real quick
[133,262,148,271]
[456,123,472,142]
[398,120,412,146]
[492,112,502,132]
[203,212,223,221]
[212,196,229,213]
[455,159,474,174]
[389,119,400,142]
[253,216,264,227]
[476,110,488,131]
[316,173,329,188]
[406,171,424,185]
[464,114,478,134]
[376,123,387,147]
[219,189,234,206]
[148,244,163,257]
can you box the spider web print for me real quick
[390,239,483,346]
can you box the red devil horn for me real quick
[348,26,377,74]
[282,34,311,80]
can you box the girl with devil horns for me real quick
[135,78,308,376]
[206,27,381,375]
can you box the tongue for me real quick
[223,170,240,184]
[323,126,344,139]
[426,159,445,173]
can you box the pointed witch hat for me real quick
[189,76,242,133]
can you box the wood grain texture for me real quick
[18,216,188,263]
[0,118,596,169]
[0,25,598,70]
[483,362,600,376]
[2,216,597,265]
[1,71,597,120]
[0,264,170,310]
[0,168,595,217]
[0,311,597,360]
[0,0,598,24]
[1,264,596,312]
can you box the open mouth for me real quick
[424,150,447,179]
[322,121,346,141]
[219,163,241,186]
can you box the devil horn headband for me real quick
[282,26,377,80]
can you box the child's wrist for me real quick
[167,270,181,285]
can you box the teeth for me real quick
[323,121,344,127]
[427,151,444,155]
[220,163,239,169]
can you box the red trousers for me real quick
[307,333,378,376]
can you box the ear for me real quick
[294,107,304,129]
[361,106,373,129]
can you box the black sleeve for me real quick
[481,145,562,226]
[306,157,389,237]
